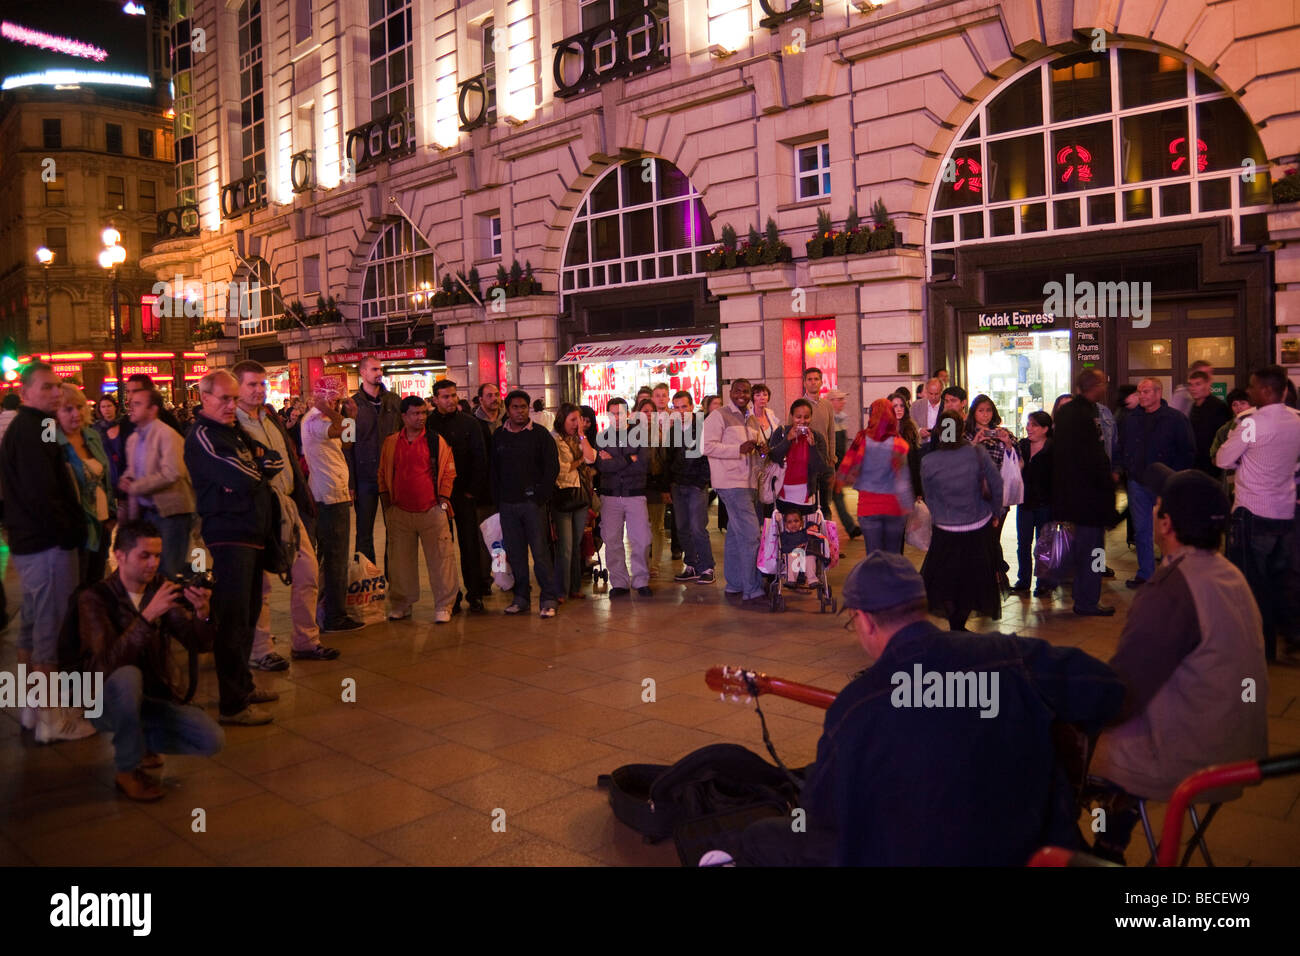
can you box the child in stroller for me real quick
[769,498,837,613]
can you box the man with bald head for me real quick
[184,369,286,726]
[910,378,944,439]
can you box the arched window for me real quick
[360,221,434,322]
[561,159,714,296]
[237,257,277,335]
[927,46,1270,278]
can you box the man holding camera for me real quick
[80,519,224,801]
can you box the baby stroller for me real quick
[582,506,608,586]
[765,496,837,614]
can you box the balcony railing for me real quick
[220,172,269,220]
[290,149,315,193]
[458,73,494,131]
[345,109,416,174]
[156,204,200,239]
[553,2,669,100]
[757,0,821,30]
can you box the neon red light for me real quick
[1168,137,1208,173]
[951,157,982,193]
[1056,144,1093,184]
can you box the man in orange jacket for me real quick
[378,396,459,623]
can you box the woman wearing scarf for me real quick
[837,398,913,553]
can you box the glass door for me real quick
[1116,298,1241,399]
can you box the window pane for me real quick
[798,174,820,200]
[987,133,1045,203]
[590,172,619,213]
[1050,52,1110,123]
[1128,339,1173,369]
[1199,178,1231,211]
[960,211,983,240]
[934,144,982,210]
[1119,50,1186,109]
[1197,98,1265,173]
[622,162,653,206]
[657,202,690,250]
[798,146,818,173]
[1123,188,1153,220]
[987,70,1043,134]
[623,208,654,256]
[1051,122,1114,192]
[990,206,1015,236]
[1088,193,1115,225]
[931,216,954,243]
[1120,107,1186,182]
[1053,198,1080,228]
[658,161,690,199]
[1187,336,1234,369]
[1160,182,1191,216]
[1020,202,1046,232]
[591,214,620,261]
[565,221,588,265]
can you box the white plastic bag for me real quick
[756,516,779,575]
[1001,446,1025,508]
[479,512,515,591]
[905,499,932,551]
[346,552,387,625]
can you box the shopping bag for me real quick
[756,517,779,575]
[345,552,387,625]
[479,512,515,591]
[1035,521,1075,581]
[824,519,841,569]
[757,457,786,506]
[904,500,932,551]
[1001,446,1025,508]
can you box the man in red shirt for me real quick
[378,397,458,623]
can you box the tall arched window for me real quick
[360,221,434,322]
[926,46,1270,278]
[561,159,713,296]
[237,257,277,335]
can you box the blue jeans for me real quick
[315,501,352,625]
[499,499,557,609]
[12,546,79,664]
[1227,508,1297,660]
[860,514,905,553]
[353,476,381,564]
[552,505,587,597]
[1071,524,1105,611]
[671,484,715,573]
[1015,504,1055,587]
[90,666,224,772]
[716,487,763,599]
[1128,480,1156,580]
[139,508,194,578]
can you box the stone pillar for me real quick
[1269,205,1300,378]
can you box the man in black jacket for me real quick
[429,379,490,612]
[1051,369,1118,616]
[490,389,560,617]
[184,370,283,726]
[344,356,402,563]
[667,391,715,584]
[0,362,94,743]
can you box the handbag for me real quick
[904,500,932,551]
[757,456,786,505]
[1000,445,1025,508]
[1034,521,1076,580]
[553,485,590,513]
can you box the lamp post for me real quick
[99,227,127,393]
[34,246,54,359]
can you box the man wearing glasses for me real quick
[184,370,285,726]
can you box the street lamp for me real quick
[35,246,54,358]
[99,227,127,393]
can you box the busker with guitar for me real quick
[704,551,1125,866]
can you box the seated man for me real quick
[713,551,1124,865]
[1086,466,1269,864]
[78,519,225,801]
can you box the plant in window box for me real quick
[467,267,482,301]
[435,274,455,308]
[846,206,870,255]
[1274,166,1300,204]
[487,264,509,301]
[507,260,524,297]
[763,217,790,264]
[807,208,833,259]
[868,198,898,251]
[524,261,542,295]
[743,226,763,266]
[319,296,341,324]
[721,224,738,269]
[453,272,471,305]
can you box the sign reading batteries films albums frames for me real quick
[1071,313,1104,371]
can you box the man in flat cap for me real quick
[707,551,1123,866]
[1086,465,1269,864]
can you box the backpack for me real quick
[598,743,804,861]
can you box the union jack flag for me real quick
[666,336,707,357]
[562,344,593,362]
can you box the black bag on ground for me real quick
[597,743,803,845]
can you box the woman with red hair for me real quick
[836,398,914,552]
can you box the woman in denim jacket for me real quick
[838,398,913,553]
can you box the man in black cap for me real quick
[1086,465,1269,864]
[708,552,1123,866]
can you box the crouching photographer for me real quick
[77,518,225,801]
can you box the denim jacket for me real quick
[920,443,1001,528]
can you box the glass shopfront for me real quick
[560,336,718,429]
[966,326,1072,436]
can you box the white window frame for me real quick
[795,141,831,201]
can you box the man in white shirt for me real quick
[910,378,943,438]
[302,379,362,633]
[1216,365,1300,662]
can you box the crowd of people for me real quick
[2,352,1297,830]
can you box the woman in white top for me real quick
[552,402,597,602]
[749,383,782,519]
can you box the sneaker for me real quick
[322,618,364,633]
[35,711,98,744]
[608,588,630,599]
[636,586,653,598]
[292,644,341,661]
[504,603,525,614]
[1125,577,1148,590]
[674,567,699,582]
[698,850,735,867]
[218,706,274,726]
[539,606,556,619]
[387,609,412,621]
[696,569,715,585]
[249,652,290,672]
[247,688,280,704]
[434,610,452,624]
[115,768,165,802]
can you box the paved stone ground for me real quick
[2,507,1298,867]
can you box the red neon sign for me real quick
[1056,144,1093,184]
[1168,137,1208,173]
[951,157,982,193]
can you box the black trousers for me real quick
[209,544,264,716]
[451,494,489,601]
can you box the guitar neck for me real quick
[762,678,837,710]
[707,665,838,710]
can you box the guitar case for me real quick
[598,743,804,863]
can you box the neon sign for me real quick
[1168,137,1208,173]
[1055,145,1093,184]
[0,22,108,61]
[2,71,151,91]
[951,157,982,193]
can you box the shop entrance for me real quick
[966,329,1072,436]
[1115,296,1241,397]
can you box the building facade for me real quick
[148,0,1300,425]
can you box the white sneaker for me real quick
[698,850,736,867]
[434,610,451,624]
[35,710,98,745]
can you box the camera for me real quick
[163,570,216,608]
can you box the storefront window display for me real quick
[565,338,717,428]
[967,328,1071,436]
[802,318,838,392]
